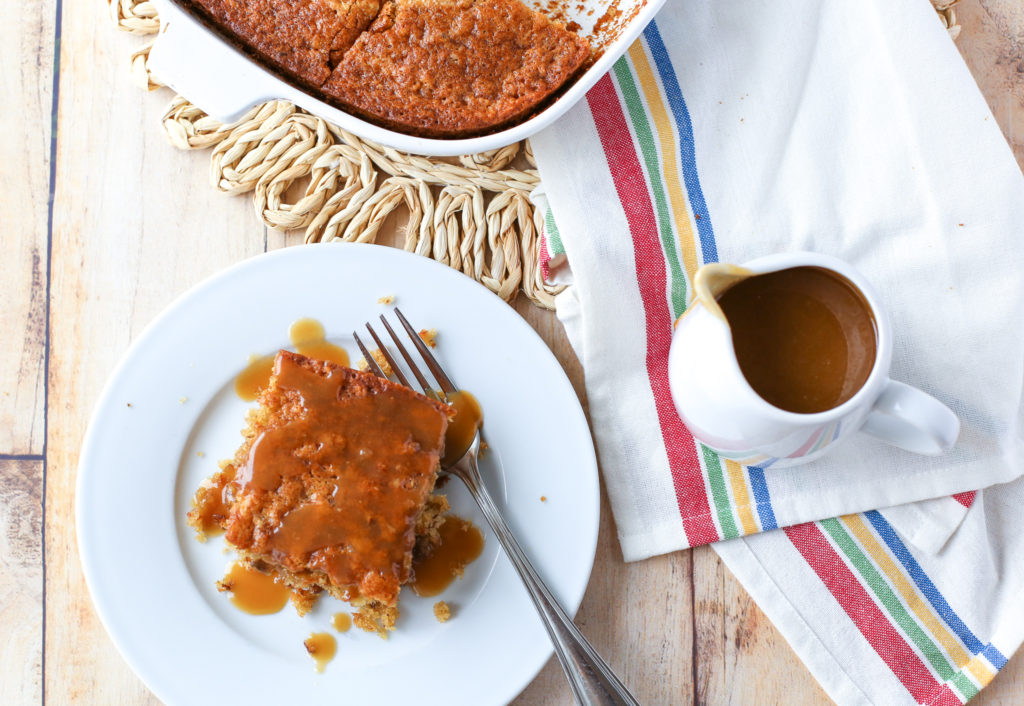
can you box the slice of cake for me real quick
[322,0,592,137]
[192,0,381,85]
[188,350,452,633]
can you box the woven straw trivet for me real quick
[109,0,961,309]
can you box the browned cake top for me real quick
[223,350,450,606]
[190,0,590,137]
[194,0,380,84]
[322,0,591,136]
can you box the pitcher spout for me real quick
[692,263,753,322]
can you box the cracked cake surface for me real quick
[193,0,381,83]
[189,0,591,136]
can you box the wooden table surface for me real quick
[3,1,1023,704]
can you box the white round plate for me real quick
[76,243,599,705]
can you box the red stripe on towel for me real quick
[785,522,940,702]
[587,74,718,546]
[539,232,552,283]
[952,491,975,508]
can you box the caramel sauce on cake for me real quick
[191,465,237,537]
[441,389,482,466]
[235,354,276,402]
[191,349,455,631]
[219,561,292,614]
[411,515,484,597]
[234,318,350,401]
[190,322,490,637]
[227,351,451,606]
[289,318,350,367]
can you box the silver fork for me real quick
[355,308,640,706]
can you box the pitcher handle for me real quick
[860,379,960,455]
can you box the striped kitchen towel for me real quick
[530,0,1024,703]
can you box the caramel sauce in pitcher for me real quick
[717,266,877,414]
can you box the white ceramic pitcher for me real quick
[667,252,960,468]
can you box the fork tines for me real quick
[354,307,458,402]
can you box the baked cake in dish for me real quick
[188,0,591,137]
[193,0,382,85]
[188,350,452,634]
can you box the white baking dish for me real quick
[147,0,665,156]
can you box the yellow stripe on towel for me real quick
[843,514,970,667]
[965,655,995,687]
[627,42,701,283]
[725,460,760,535]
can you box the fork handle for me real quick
[457,465,641,706]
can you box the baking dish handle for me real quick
[148,0,279,123]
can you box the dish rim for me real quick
[147,0,667,156]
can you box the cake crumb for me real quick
[418,329,438,348]
[126,402,132,408]
[433,600,452,623]
[353,603,398,638]
[540,495,547,502]
[378,295,395,305]
[179,396,188,404]
[291,591,316,617]
[196,451,205,458]
[356,349,394,377]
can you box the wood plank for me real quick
[514,497,696,705]
[0,0,54,454]
[975,647,1024,704]
[44,1,268,699]
[512,301,696,705]
[691,545,831,705]
[956,0,1024,166]
[0,460,43,705]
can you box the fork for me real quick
[354,308,640,706]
